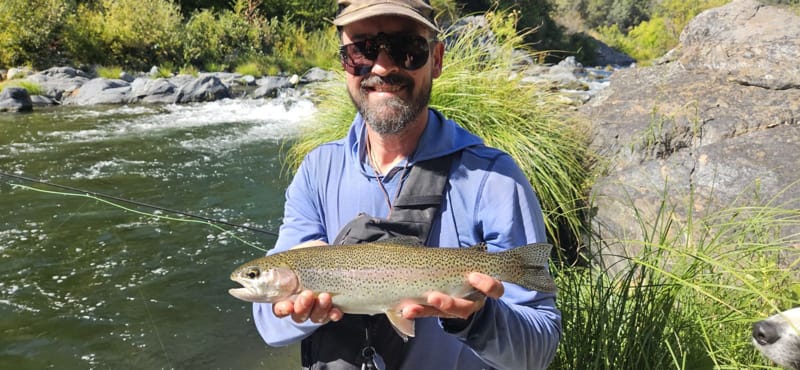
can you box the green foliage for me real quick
[0,0,70,69]
[234,61,263,77]
[286,10,591,247]
[62,0,184,70]
[258,0,336,30]
[571,0,651,30]
[183,8,265,70]
[156,62,175,78]
[598,16,673,62]
[179,64,200,76]
[261,19,339,74]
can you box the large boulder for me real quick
[174,75,231,103]
[25,67,91,102]
[0,87,33,112]
[130,77,179,104]
[581,0,800,269]
[62,78,132,105]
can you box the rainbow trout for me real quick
[228,240,556,339]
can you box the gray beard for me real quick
[350,76,432,135]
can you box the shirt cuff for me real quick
[439,298,492,337]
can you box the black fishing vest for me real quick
[300,152,458,370]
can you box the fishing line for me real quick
[1,171,277,251]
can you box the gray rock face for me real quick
[130,78,178,104]
[581,0,800,269]
[63,78,132,105]
[26,67,91,102]
[175,75,231,103]
[253,76,293,98]
[676,0,800,90]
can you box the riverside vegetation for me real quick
[2,1,799,369]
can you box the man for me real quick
[252,0,561,368]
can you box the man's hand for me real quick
[399,272,504,320]
[271,240,343,324]
[272,290,344,324]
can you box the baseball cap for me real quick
[333,0,440,32]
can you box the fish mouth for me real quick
[228,285,269,303]
[228,278,264,303]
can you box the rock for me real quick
[240,74,256,86]
[592,38,636,67]
[201,72,244,87]
[174,75,230,103]
[0,87,33,112]
[675,0,800,90]
[6,66,33,80]
[119,71,136,83]
[130,77,178,104]
[149,66,161,78]
[25,67,91,102]
[252,76,293,98]
[300,68,336,84]
[581,0,800,270]
[30,95,56,106]
[63,78,132,105]
[542,56,590,91]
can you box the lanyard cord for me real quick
[366,135,409,216]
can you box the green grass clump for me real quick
[234,61,263,77]
[96,66,123,79]
[285,10,590,247]
[553,188,800,369]
[0,80,43,95]
[178,64,200,77]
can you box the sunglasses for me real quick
[339,32,435,76]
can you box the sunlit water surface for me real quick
[0,96,316,369]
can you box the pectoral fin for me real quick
[384,309,415,342]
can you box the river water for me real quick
[0,96,316,368]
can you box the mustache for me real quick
[360,74,413,89]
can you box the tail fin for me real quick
[509,243,558,293]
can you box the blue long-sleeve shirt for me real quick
[253,109,561,369]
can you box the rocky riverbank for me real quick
[0,66,339,111]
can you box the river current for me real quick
[0,96,316,368]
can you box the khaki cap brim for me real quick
[333,3,440,32]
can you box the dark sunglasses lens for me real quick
[340,34,431,76]
[394,35,430,70]
[340,41,376,76]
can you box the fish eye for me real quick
[246,267,260,279]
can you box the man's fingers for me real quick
[290,290,316,322]
[468,272,504,299]
[309,293,333,324]
[273,300,294,317]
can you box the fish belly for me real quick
[297,266,474,314]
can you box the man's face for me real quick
[340,16,443,135]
